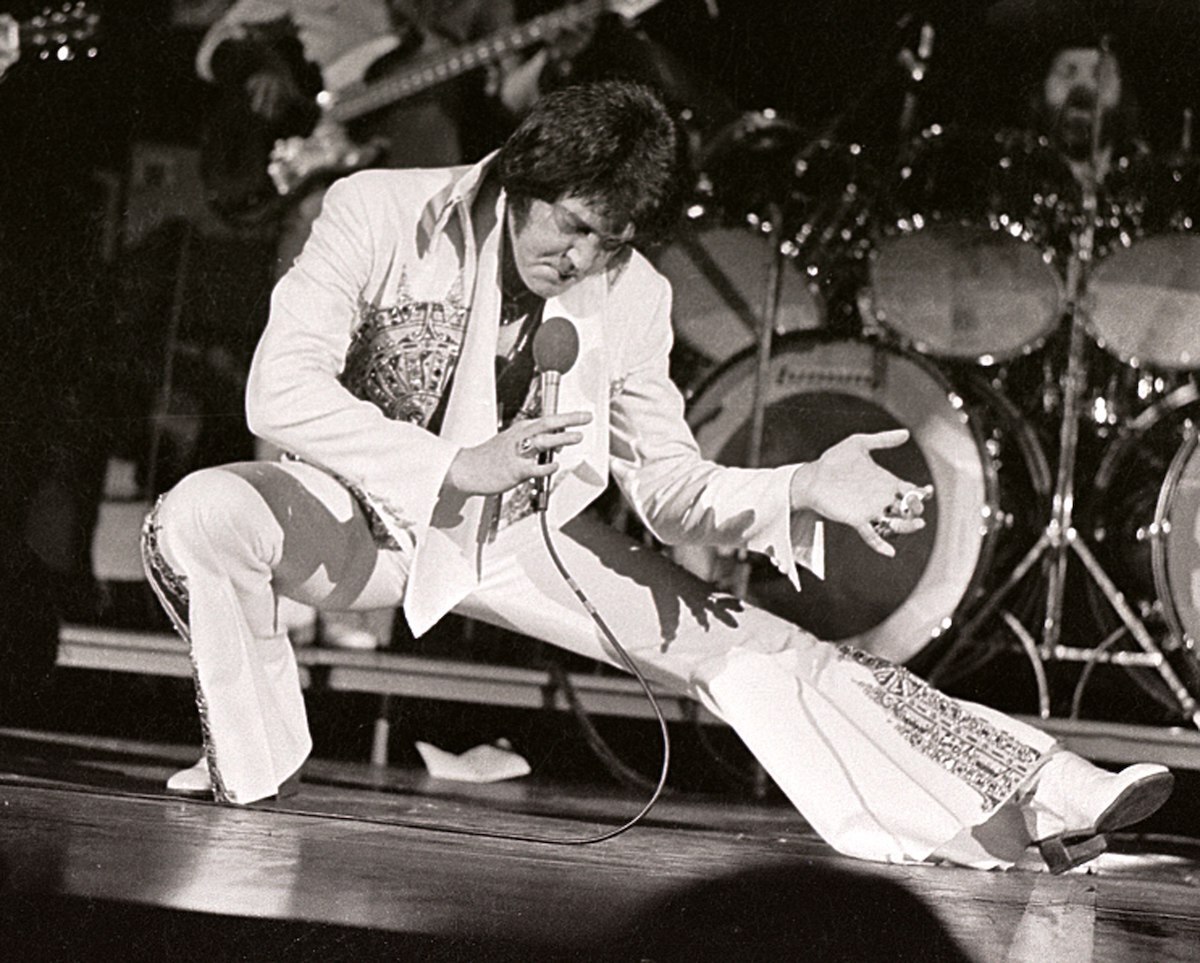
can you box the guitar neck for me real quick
[329,0,604,124]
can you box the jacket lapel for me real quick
[404,186,504,636]
[542,273,609,525]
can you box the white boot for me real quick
[165,757,212,797]
[165,756,302,801]
[1021,751,1173,872]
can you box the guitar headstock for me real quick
[20,2,100,63]
[604,0,667,23]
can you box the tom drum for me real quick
[868,128,1063,364]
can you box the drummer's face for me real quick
[1043,48,1122,115]
[507,196,634,299]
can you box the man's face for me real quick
[1043,47,1123,153]
[507,196,634,299]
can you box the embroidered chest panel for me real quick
[838,645,1043,810]
[340,279,468,428]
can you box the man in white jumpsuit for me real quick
[144,80,1172,873]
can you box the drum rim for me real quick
[682,330,1020,662]
[1154,428,1200,649]
[1093,382,1200,492]
[696,108,803,171]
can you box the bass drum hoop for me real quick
[1154,426,1200,648]
[680,331,1009,663]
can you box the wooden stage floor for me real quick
[0,730,1198,962]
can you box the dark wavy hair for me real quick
[497,80,683,244]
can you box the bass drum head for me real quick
[679,334,990,663]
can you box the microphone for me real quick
[532,316,580,512]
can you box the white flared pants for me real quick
[143,459,1056,866]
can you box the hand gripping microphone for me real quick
[531,316,580,512]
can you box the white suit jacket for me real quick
[247,156,822,636]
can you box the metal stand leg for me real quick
[732,206,786,602]
[1001,610,1052,719]
[729,206,787,793]
[1066,534,1200,726]
[371,694,396,768]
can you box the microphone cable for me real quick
[289,514,672,846]
[289,513,671,846]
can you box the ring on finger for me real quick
[870,516,897,541]
[886,489,925,520]
[517,436,535,457]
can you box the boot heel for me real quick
[1037,833,1108,874]
[276,769,302,800]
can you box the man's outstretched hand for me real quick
[789,429,931,557]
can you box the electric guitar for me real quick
[201,0,663,225]
[7,2,100,68]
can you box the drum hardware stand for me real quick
[729,200,788,605]
[727,201,788,799]
[945,157,1200,730]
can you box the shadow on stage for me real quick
[1,858,972,963]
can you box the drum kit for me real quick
[657,43,1200,727]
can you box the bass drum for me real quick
[1088,383,1200,712]
[676,333,1050,664]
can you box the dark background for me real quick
[9,0,1200,199]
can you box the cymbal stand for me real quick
[700,202,788,799]
[732,202,787,602]
[949,171,1200,729]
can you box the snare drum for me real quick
[677,333,1050,663]
[868,128,1064,364]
